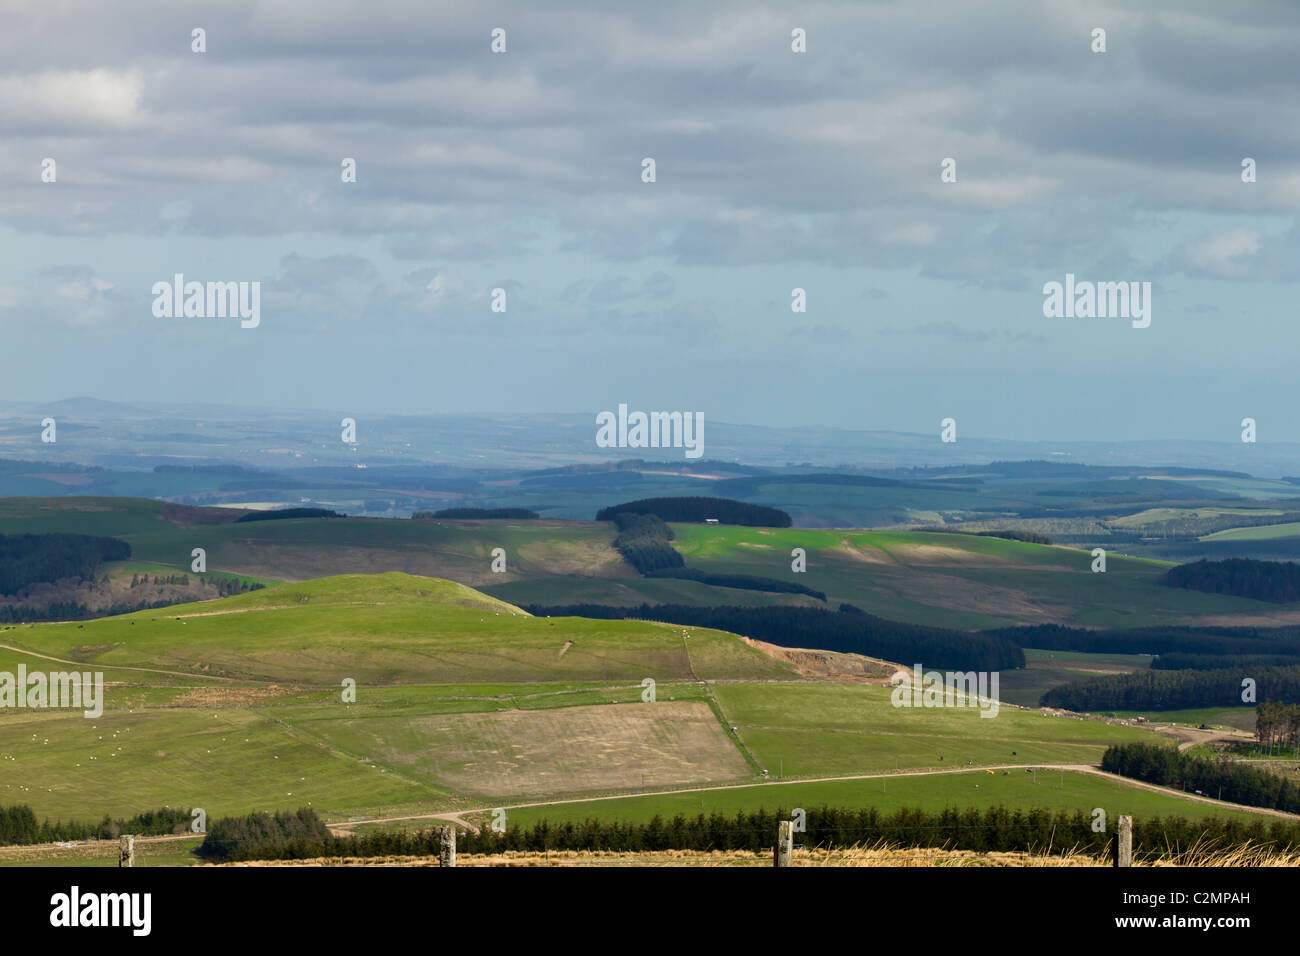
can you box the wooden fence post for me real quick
[774,820,793,868]
[119,834,134,868]
[1115,815,1132,868]
[439,826,456,868]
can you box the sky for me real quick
[1,0,1298,443]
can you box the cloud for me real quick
[1172,228,1263,279]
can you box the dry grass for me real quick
[211,840,1300,867]
[1139,838,1300,867]
[383,701,749,797]
[745,639,898,682]
[171,684,291,707]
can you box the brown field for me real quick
[886,565,1071,623]
[885,543,1008,565]
[363,701,749,798]
[745,638,898,682]
[512,538,631,578]
[837,539,893,564]
[170,685,294,707]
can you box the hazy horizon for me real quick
[8,392,1300,477]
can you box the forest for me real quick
[1040,665,1300,711]
[1161,558,1300,603]
[0,533,130,596]
[608,512,684,573]
[1150,653,1300,671]
[645,566,827,600]
[415,507,540,519]
[525,602,1024,672]
[987,622,1300,659]
[595,496,792,527]
[234,507,342,522]
[1101,742,1300,813]
[0,804,191,846]
[1255,701,1300,755]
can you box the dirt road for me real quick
[330,760,1300,834]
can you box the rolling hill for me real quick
[5,497,1300,630]
[0,571,1172,822]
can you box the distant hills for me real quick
[5,396,1300,474]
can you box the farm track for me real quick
[0,642,235,682]
[331,761,1300,834]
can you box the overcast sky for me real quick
[1,0,1297,442]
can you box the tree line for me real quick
[524,602,1024,672]
[1101,742,1300,813]
[1256,701,1300,755]
[595,496,792,527]
[0,533,130,596]
[645,567,827,600]
[413,507,540,519]
[1041,665,1300,711]
[0,804,191,846]
[986,622,1300,660]
[130,573,264,597]
[235,507,342,522]
[193,804,1300,862]
[1162,558,1300,603]
[1151,653,1300,671]
[0,601,90,623]
[196,807,330,861]
[609,512,684,573]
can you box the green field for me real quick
[0,572,792,685]
[1203,521,1300,541]
[489,769,1269,831]
[1104,707,1260,731]
[711,683,1154,777]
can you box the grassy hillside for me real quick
[0,567,1261,861]
[0,572,793,685]
[0,573,795,822]
[662,525,1300,629]
[3,497,1297,630]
